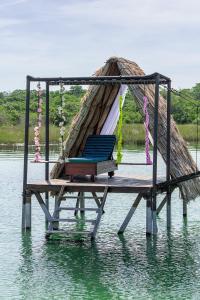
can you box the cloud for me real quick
[0,0,200,90]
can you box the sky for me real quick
[0,0,200,91]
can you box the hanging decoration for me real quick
[34,83,43,162]
[58,81,66,157]
[117,86,123,163]
[143,95,152,164]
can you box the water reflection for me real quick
[16,226,200,299]
[1,147,200,299]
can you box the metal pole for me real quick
[45,82,50,227]
[22,76,31,229]
[166,80,172,228]
[152,74,160,234]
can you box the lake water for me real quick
[1,147,200,299]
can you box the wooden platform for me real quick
[27,175,165,194]
[22,174,174,239]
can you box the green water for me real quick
[1,148,200,299]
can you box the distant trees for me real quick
[0,84,199,127]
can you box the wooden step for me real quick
[51,218,96,224]
[57,207,99,212]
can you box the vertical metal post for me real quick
[166,80,172,228]
[45,82,49,227]
[183,199,187,217]
[152,74,160,234]
[22,76,31,230]
[146,194,153,234]
[80,192,85,216]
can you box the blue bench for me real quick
[65,135,117,181]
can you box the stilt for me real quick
[183,199,187,217]
[166,190,171,228]
[152,192,158,234]
[80,192,85,216]
[91,187,108,239]
[156,195,167,215]
[22,190,32,230]
[52,196,61,230]
[52,186,65,230]
[92,192,105,213]
[118,193,143,234]
[92,192,102,208]
[74,193,80,216]
[146,195,152,235]
[45,192,49,229]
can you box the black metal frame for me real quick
[22,73,171,218]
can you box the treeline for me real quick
[0,83,200,127]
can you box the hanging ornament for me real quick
[34,83,43,162]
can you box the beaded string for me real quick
[58,82,66,157]
[34,83,43,162]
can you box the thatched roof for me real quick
[51,57,200,201]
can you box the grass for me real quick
[0,124,199,145]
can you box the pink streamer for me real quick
[143,96,152,165]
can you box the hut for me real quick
[22,56,200,239]
[51,56,200,202]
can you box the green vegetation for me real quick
[0,124,198,146]
[0,84,200,145]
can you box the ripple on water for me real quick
[0,149,200,299]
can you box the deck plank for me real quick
[27,175,165,194]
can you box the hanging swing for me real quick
[117,85,153,166]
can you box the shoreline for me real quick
[0,124,198,146]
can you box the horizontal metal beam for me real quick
[157,171,200,191]
[27,74,170,85]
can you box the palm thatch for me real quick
[51,57,200,201]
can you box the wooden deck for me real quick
[23,175,170,238]
[27,175,165,194]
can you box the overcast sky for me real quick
[0,0,200,90]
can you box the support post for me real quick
[146,194,152,235]
[151,74,160,234]
[22,190,32,230]
[118,193,143,234]
[166,80,172,228]
[91,187,108,239]
[183,199,187,217]
[52,195,61,230]
[45,82,50,227]
[22,76,31,230]
[92,192,102,208]
[74,193,80,216]
[80,192,85,216]
[156,195,167,215]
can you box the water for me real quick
[1,148,200,299]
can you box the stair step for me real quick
[46,230,91,236]
[61,196,102,200]
[52,218,96,224]
[57,207,98,212]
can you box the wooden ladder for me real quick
[35,187,108,239]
